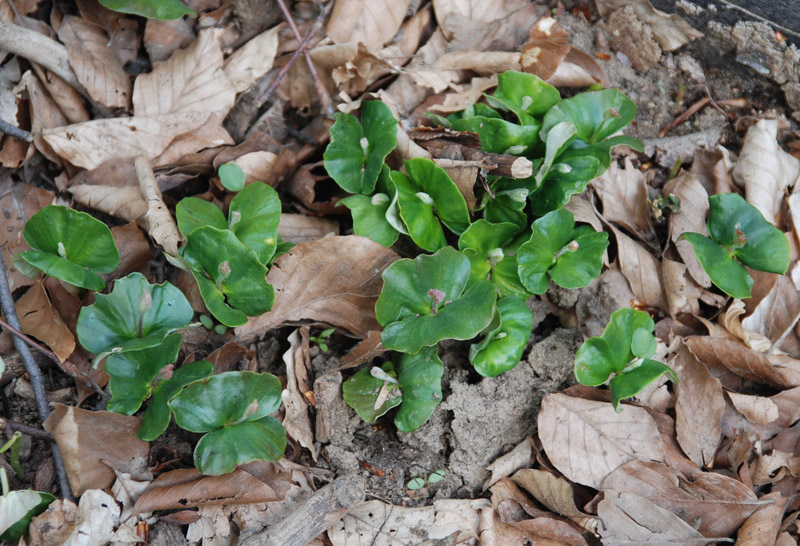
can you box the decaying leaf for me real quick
[596,0,703,51]
[592,158,655,240]
[511,469,591,524]
[432,0,528,41]
[735,491,790,546]
[143,17,195,63]
[741,274,800,357]
[68,185,146,223]
[282,329,316,460]
[135,155,182,256]
[721,300,773,353]
[611,226,667,311]
[16,280,75,363]
[727,392,780,426]
[224,25,280,93]
[483,438,533,490]
[235,236,399,341]
[326,0,410,50]
[277,214,340,243]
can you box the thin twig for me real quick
[0,253,73,501]
[0,118,31,142]
[275,0,335,117]
[0,316,60,364]
[1,417,53,440]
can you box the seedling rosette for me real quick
[470,295,534,377]
[458,219,529,298]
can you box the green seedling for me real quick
[574,308,678,411]
[324,100,397,195]
[470,295,534,377]
[218,163,246,192]
[169,371,287,475]
[342,362,403,423]
[15,205,120,290]
[517,208,608,294]
[457,219,529,298]
[1,433,22,480]
[0,434,54,542]
[681,193,790,299]
[338,165,400,247]
[376,247,496,355]
[99,0,195,20]
[310,328,335,353]
[448,102,542,155]
[407,469,446,490]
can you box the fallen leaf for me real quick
[132,28,235,118]
[330,43,397,97]
[68,184,146,223]
[512,469,593,530]
[338,330,386,369]
[18,71,67,167]
[602,460,761,537]
[483,438,533,491]
[513,517,591,546]
[611,225,667,311]
[287,161,348,215]
[687,336,800,388]
[107,222,152,281]
[143,17,195,63]
[596,0,703,51]
[720,300,773,352]
[28,498,79,546]
[426,75,498,114]
[282,329,316,460]
[133,462,290,513]
[16,280,75,362]
[186,505,231,544]
[537,392,665,489]
[206,340,253,374]
[227,151,279,185]
[735,491,790,546]
[598,490,718,545]
[741,274,800,357]
[592,158,655,241]
[224,25,280,93]
[662,258,702,317]
[62,490,119,546]
[690,145,734,195]
[673,342,724,468]
[326,0,410,50]
[152,112,234,168]
[727,392,779,427]
[277,213,340,244]
[432,0,528,41]
[235,236,398,341]
[732,119,800,225]
[58,15,131,108]
[43,404,150,496]
[135,155,182,256]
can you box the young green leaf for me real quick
[394,347,444,432]
[541,89,637,145]
[0,489,55,542]
[458,220,526,296]
[176,197,227,238]
[218,163,245,192]
[338,194,399,247]
[323,100,397,194]
[228,182,281,265]
[99,0,195,20]
[483,186,530,231]
[450,114,541,156]
[470,295,534,377]
[18,205,120,290]
[681,233,753,299]
[391,170,445,252]
[76,272,193,356]
[342,362,402,423]
[534,121,577,187]
[427,469,446,483]
[405,159,470,235]
[376,247,496,354]
[169,371,286,475]
[609,359,678,411]
[407,478,426,490]
[529,148,604,215]
[487,71,561,120]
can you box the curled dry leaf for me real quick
[19,71,69,167]
[235,236,399,341]
[207,340,253,374]
[281,330,316,460]
[228,151,279,185]
[135,155,182,256]
[224,25,280,94]
[133,462,291,513]
[277,214,339,244]
[57,15,131,109]
[741,274,800,357]
[596,0,703,51]
[602,460,761,537]
[483,438,533,491]
[16,280,75,363]
[721,300,772,353]
[537,392,665,489]
[330,44,397,98]
[427,75,498,114]
[662,258,702,317]
[592,158,655,240]
[732,119,800,225]
[673,342,724,468]
[727,392,779,426]
[68,185,145,223]
[326,0,410,50]
[287,161,348,215]
[43,404,150,496]
[611,225,667,311]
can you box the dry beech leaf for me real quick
[673,343,724,468]
[647,410,701,478]
[206,340,253,374]
[135,155,181,256]
[749,450,796,486]
[483,439,533,491]
[277,213,339,244]
[598,490,715,545]
[235,236,399,341]
[592,158,655,241]
[732,119,800,225]
[281,329,316,460]
[133,28,235,118]
[330,43,397,98]
[611,225,667,311]
[19,71,69,167]
[663,173,710,287]
[735,491,790,546]
[16,280,75,363]
[133,462,291,513]
[228,151,279,184]
[721,300,772,352]
[427,75,498,114]
[58,15,131,109]
[326,0,410,50]
[287,161,348,216]
[537,393,665,489]
[564,194,603,234]
[68,185,146,223]
[224,25,280,93]
[512,517,591,546]
[43,404,150,496]
[690,145,734,195]
[282,43,359,112]
[662,258,702,317]
[107,222,152,280]
[602,460,761,537]
[42,111,210,170]
[596,0,703,51]
[338,330,386,370]
[545,48,608,88]
[144,16,195,62]
[153,113,233,168]
[432,0,528,41]
[511,469,589,521]
[727,392,779,426]
[687,336,800,388]
[741,274,800,357]
[517,16,570,81]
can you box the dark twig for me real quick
[1,417,52,440]
[0,316,60,364]
[0,118,32,143]
[0,253,73,501]
[275,0,335,117]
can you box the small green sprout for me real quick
[310,328,335,353]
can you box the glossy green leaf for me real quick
[469,295,533,377]
[529,148,604,215]
[483,188,530,231]
[394,347,444,432]
[631,328,657,359]
[323,100,397,194]
[77,272,193,355]
[339,194,399,247]
[609,359,678,411]
[377,247,496,353]
[458,220,521,288]
[548,226,608,289]
[219,163,245,192]
[405,158,470,235]
[0,490,55,542]
[342,362,402,423]
[99,0,195,19]
[534,121,577,187]
[541,89,637,144]
[392,170,445,252]
[104,333,182,415]
[487,71,560,120]
[229,182,281,264]
[137,360,214,441]
[681,233,753,299]
[176,197,226,238]
[19,205,120,290]
[450,115,541,155]
[182,227,273,326]
[194,416,286,475]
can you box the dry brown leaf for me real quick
[735,491,790,545]
[544,48,608,88]
[228,151,278,184]
[235,236,399,341]
[749,450,795,486]
[68,184,145,223]
[611,225,667,311]
[326,0,409,50]
[277,213,339,244]
[16,280,75,362]
[282,42,359,112]
[727,392,779,426]
[741,274,800,356]
[206,340,253,374]
[596,0,703,51]
[662,258,702,317]
[287,161,348,216]
[17,71,66,166]
[107,222,152,281]
[152,112,233,168]
[662,173,712,287]
[432,0,527,41]
[691,145,734,195]
[42,111,210,170]
[27,498,79,545]
[483,438,532,491]
[516,16,571,81]
[143,17,194,62]
[598,490,718,545]
[602,460,761,537]
[224,25,280,93]
[537,392,665,489]
[720,299,773,352]
[135,155,181,255]
[511,469,589,521]
[338,330,386,369]
[133,28,235,118]
[58,15,131,108]
[512,517,591,546]
[427,76,497,114]
[133,461,291,513]
[673,342,724,468]
[281,329,316,461]
[75,0,140,67]
[330,43,397,97]
[687,336,800,388]
[732,119,800,225]
[592,158,655,240]
[43,403,150,496]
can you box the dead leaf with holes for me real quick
[16,279,75,362]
